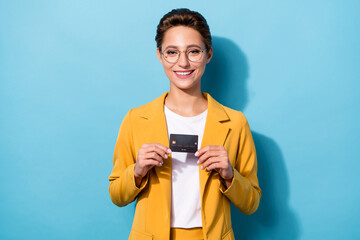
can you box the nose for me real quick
[177,51,191,68]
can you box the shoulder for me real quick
[126,92,167,120]
[218,104,253,139]
[222,105,248,126]
[206,92,248,128]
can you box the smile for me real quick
[174,70,194,78]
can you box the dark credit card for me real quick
[169,134,198,153]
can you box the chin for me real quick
[171,80,200,91]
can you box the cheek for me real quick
[161,62,173,72]
[196,62,207,73]
[162,65,175,79]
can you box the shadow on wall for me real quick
[202,37,248,111]
[203,37,301,240]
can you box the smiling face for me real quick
[157,26,213,91]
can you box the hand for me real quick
[134,143,171,186]
[196,145,234,183]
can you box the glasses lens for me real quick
[163,49,179,63]
[187,48,203,62]
[162,48,205,63]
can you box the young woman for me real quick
[109,8,261,240]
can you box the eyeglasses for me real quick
[161,47,207,63]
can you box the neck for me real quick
[165,85,208,117]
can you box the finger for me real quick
[200,157,222,170]
[145,144,171,159]
[151,143,172,155]
[206,161,226,171]
[153,143,172,154]
[195,145,224,158]
[197,150,224,165]
[197,151,211,164]
[143,146,167,160]
[195,145,210,157]
[135,158,163,177]
[139,159,163,169]
[145,152,163,162]
[144,159,163,167]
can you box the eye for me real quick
[188,48,201,55]
[165,49,178,56]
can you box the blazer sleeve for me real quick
[220,118,262,215]
[108,109,149,207]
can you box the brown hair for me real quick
[155,8,212,52]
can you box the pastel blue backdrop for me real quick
[1,1,359,239]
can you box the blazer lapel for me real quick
[199,93,231,202]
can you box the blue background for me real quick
[1,1,359,239]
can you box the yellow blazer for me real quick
[109,92,261,240]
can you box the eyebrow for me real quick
[163,44,202,50]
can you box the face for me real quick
[156,26,213,91]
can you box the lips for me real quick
[174,70,194,79]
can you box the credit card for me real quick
[169,134,198,153]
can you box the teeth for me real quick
[175,71,192,76]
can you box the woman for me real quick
[109,8,261,240]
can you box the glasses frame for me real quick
[160,48,208,63]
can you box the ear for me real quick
[206,47,213,64]
[156,48,163,63]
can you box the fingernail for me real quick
[197,160,199,164]
[160,162,163,166]
[164,154,168,159]
[201,166,204,170]
[194,151,199,157]
[167,149,172,154]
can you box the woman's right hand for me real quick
[134,143,172,186]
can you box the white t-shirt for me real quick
[164,105,208,228]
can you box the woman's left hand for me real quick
[195,145,234,183]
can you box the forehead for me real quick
[162,26,204,48]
